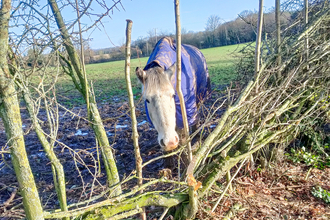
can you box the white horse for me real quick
[136,64,179,151]
[136,37,210,152]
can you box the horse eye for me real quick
[146,99,150,103]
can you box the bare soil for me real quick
[0,89,329,219]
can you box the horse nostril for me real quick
[175,135,179,143]
[160,139,165,147]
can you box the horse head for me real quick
[136,63,179,151]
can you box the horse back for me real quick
[181,43,210,104]
[144,37,210,128]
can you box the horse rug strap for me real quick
[144,37,210,129]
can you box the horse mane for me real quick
[144,65,173,95]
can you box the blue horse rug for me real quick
[144,37,210,128]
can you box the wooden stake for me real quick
[124,19,146,220]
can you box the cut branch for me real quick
[124,19,145,220]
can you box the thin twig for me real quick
[211,158,247,212]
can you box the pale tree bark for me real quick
[304,0,309,69]
[0,0,44,219]
[254,0,264,93]
[124,19,146,220]
[8,45,68,219]
[75,0,90,120]
[23,90,68,220]
[174,0,197,219]
[255,0,264,76]
[43,189,188,219]
[47,0,121,194]
[174,0,192,163]
[275,0,281,78]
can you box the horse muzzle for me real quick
[160,135,179,152]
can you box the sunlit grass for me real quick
[202,44,246,86]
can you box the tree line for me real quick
[23,8,296,65]
[87,9,293,63]
[23,2,320,66]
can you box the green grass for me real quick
[202,44,245,86]
[55,43,246,106]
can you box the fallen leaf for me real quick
[194,181,202,191]
[187,174,202,191]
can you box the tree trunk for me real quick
[22,90,68,219]
[0,0,44,219]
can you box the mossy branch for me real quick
[48,0,121,193]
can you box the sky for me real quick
[86,0,276,49]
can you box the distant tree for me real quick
[88,8,292,62]
[74,38,94,64]
[205,15,222,47]
[206,15,222,32]
[134,37,147,56]
[25,46,45,67]
[147,29,158,46]
[83,39,93,64]
[182,30,203,48]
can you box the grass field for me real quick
[57,43,246,106]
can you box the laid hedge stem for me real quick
[43,178,188,219]
[275,0,281,79]
[304,0,309,70]
[22,88,68,220]
[255,0,264,79]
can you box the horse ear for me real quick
[136,67,147,83]
[165,63,176,79]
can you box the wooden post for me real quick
[174,0,192,162]
[124,19,146,220]
[304,0,309,69]
[255,0,264,75]
[275,0,281,78]
[254,0,264,93]
[175,1,197,219]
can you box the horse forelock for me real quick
[143,66,174,96]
